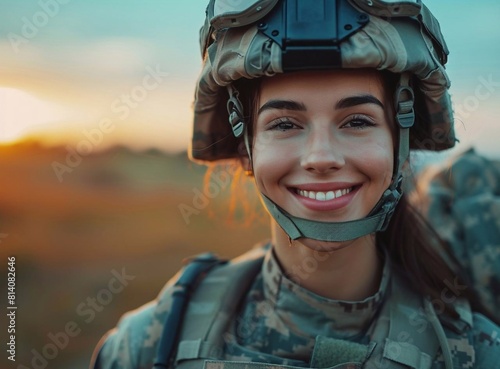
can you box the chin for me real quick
[297,238,358,253]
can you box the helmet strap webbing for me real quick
[261,193,401,242]
[392,72,415,192]
[244,124,253,170]
[226,84,254,173]
[260,73,415,243]
[226,84,245,138]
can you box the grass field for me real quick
[0,142,269,368]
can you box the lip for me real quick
[291,182,357,192]
[288,182,361,212]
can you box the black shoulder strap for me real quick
[153,252,226,369]
[173,246,267,368]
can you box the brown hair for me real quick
[378,193,496,321]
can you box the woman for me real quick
[92,0,500,368]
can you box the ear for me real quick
[237,140,253,176]
[239,156,253,177]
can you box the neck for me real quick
[271,222,383,301]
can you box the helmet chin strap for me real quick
[227,74,414,243]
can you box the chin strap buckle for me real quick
[379,175,404,231]
[395,85,415,129]
[226,85,245,137]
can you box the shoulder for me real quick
[414,150,500,319]
[91,244,269,369]
[443,312,500,368]
[91,281,177,369]
[469,313,500,367]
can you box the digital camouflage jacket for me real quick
[92,245,500,369]
[414,149,500,322]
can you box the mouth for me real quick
[287,183,360,212]
[294,187,353,201]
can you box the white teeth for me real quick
[297,187,352,201]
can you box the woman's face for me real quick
[252,69,394,224]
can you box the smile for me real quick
[295,187,352,201]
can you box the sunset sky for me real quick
[1,1,499,155]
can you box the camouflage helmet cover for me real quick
[190,0,455,163]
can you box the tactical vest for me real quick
[153,246,474,369]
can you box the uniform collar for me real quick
[261,246,390,339]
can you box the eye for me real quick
[341,115,376,129]
[268,118,301,131]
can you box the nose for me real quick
[301,127,345,173]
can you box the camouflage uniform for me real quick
[91,2,500,367]
[92,245,500,368]
[414,149,500,322]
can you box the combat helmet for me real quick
[190,0,455,242]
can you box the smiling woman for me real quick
[254,70,393,223]
[0,87,71,144]
[92,0,500,368]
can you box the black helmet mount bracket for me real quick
[258,0,369,71]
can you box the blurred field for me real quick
[0,141,269,369]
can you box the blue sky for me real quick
[0,0,499,156]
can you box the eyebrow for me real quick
[336,95,384,109]
[258,100,306,115]
[257,94,384,115]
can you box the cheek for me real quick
[356,135,394,186]
[252,133,295,193]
